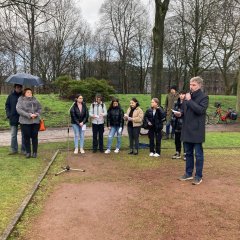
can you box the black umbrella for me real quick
[5,73,43,86]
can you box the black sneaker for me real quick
[92,149,97,153]
[178,174,193,181]
[192,177,203,185]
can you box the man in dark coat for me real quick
[5,84,26,154]
[177,77,209,185]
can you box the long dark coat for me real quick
[181,89,209,143]
[5,90,22,126]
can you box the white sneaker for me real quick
[114,148,119,153]
[153,153,160,157]
[105,149,111,154]
[74,148,78,154]
[80,148,85,154]
[149,152,154,157]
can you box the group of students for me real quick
[6,76,208,185]
[70,93,183,158]
[70,77,209,186]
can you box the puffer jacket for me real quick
[143,107,166,131]
[70,102,89,125]
[16,96,42,124]
[126,106,144,127]
[107,106,124,128]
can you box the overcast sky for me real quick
[79,0,154,30]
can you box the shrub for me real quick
[54,76,116,102]
[53,75,74,98]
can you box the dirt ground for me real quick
[22,144,240,240]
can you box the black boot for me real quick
[163,134,169,140]
[133,149,138,155]
[26,153,31,158]
[128,150,134,154]
[32,152,37,158]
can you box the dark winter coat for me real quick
[171,98,184,132]
[70,102,89,125]
[143,107,166,131]
[107,107,124,128]
[181,89,209,143]
[5,90,22,126]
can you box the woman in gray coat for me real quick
[16,88,42,158]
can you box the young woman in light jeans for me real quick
[105,98,124,154]
[70,94,89,154]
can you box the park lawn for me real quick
[1,132,240,238]
[0,145,61,236]
[0,94,238,129]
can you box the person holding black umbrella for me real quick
[5,84,26,155]
[16,88,42,158]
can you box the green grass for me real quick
[0,94,238,129]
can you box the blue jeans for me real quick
[72,124,85,148]
[166,120,175,135]
[184,142,204,179]
[10,125,25,153]
[107,127,122,150]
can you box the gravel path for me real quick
[0,123,239,147]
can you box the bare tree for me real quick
[49,0,90,79]
[132,8,152,93]
[207,0,240,95]
[100,0,147,93]
[92,29,113,80]
[0,0,50,74]
[152,0,170,103]
[164,19,185,89]
[169,0,217,90]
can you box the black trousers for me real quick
[127,126,141,152]
[20,124,39,154]
[175,131,182,153]
[92,123,104,151]
[148,128,162,154]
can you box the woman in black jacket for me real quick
[105,98,124,154]
[171,90,186,159]
[143,98,166,157]
[70,94,89,154]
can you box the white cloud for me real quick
[79,0,154,30]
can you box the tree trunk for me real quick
[152,0,170,105]
[30,5,35,74]
[236,58,240,112]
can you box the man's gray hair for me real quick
[190,76,204,86]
